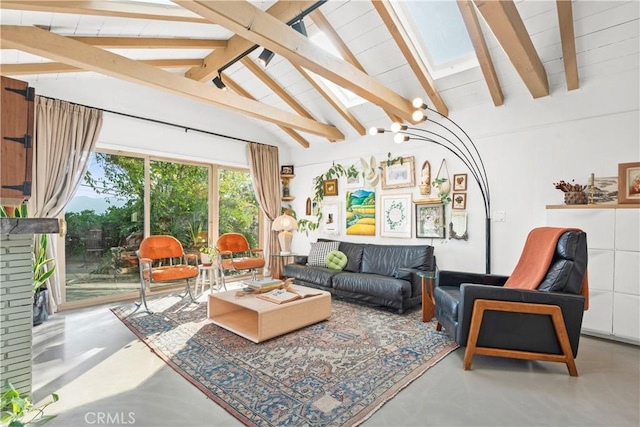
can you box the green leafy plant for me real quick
[33,235,55,294]
[432,178,452,205]
[1,382,58,427]
[0,204,28,218]
[198,244,218,258]
[378,152,404,170]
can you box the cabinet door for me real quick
[613,293,640,342]
[615,209,640,252]
[546,209,614,249]
[582,290,613,335]
[588,249,614,292]
[615,250,640,296]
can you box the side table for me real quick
[270,252,300,279]
[417,270,438,322]
[195,264,224,295]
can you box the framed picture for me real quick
[321,202,340,235]
[618,162,640,204]
[346,189,376,235]
[453,173,467,191]
[593,176,618,204]
[415,203,445,239]
[346,173,365,189]
[381,156,415,189]
[380,193,412,238]
[452,193,467,209]
[323,179,338,196]
[280,165,294,175]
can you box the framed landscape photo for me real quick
[593,176,618,204]
[280,165,294,175]
[346,173,365,189]
[453,173,467,191]
[452,193,467,209]
[415,203,445,239]
[618,162,640,204]
[323,179,338,196]
[380,193,412,238]
[381,156,415,189]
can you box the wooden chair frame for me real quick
[463,299,578,376]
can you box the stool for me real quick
[195,265,224,295]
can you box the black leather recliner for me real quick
[434,230,588,376]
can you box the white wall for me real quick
[286,66,640,275]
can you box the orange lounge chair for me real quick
[216,233,265,288]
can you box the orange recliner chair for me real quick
[216,233,265,288]
[135,235,199,314]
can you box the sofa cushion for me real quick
[361,244,434,277]
[284,263,340,286]
[318,239,364,273]
[307,241,339,267]
[326,250,348,270]
[332,272,411,300]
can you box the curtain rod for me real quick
[38,94,273,147]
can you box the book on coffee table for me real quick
[257,285,322,304]
[244,278,283,290]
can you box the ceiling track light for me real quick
[258,48,275,67]
[212,74,226,90]
[292,19,308,36]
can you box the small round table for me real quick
[270,252,300,279]
[417,270,438,322]
[195,264,224,294]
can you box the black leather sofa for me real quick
[283,239,435,313]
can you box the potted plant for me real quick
[199,245,217,266]
[33,234,55,326]
[1,382,58,426]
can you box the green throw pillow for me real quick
[326,250,348,271]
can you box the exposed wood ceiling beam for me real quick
[0,59,202,76]
[222,73,310,148]
[0,26,344,140]
[185,1,317,82]
[0,1,209,23]
[556,0,579,91]
[309,9,402,124]
[372,0,448,117]
[176,1,415,122]
[240,57,334,143]
[294,64,366,136]
[69,36,227,49]
[457,0,504,106]
[473,0,549,98]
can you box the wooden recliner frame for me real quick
[462,299,578,376]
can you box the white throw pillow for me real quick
[307,241,340,267]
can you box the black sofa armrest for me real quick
[438,270,509,288]
[396,267,436,298]
[458,284,586,357]
[294,255,308,265]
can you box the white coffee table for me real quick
[207,286,331,343]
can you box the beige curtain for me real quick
[247,143,282,274]
[28,97,103,313]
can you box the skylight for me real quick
[392,0,477,79]
[310,32,367,109]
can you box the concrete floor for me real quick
[33,297,640,427]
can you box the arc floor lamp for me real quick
[370,98,492,274]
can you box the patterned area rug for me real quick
[111,295,457,427]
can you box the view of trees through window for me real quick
[64,153,260,303]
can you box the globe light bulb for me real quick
[412,97,427,109]
[412,110,426,123]
[394,134,409,144]
[390,122,408,133]
[368,127,383,136]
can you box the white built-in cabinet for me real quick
[546,205,640,345]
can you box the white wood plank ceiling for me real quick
[0,1,637,150]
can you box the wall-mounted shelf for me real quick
[546,204,640,209]
[281,173,295,202]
